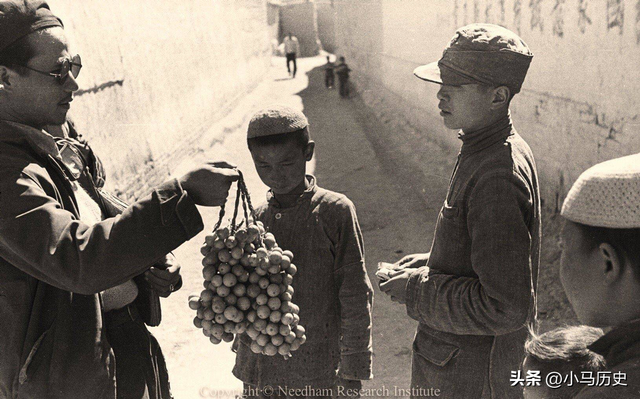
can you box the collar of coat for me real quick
[0,120,62,162]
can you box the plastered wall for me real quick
[334,0,640,326]
[48,0,271,199]
[335,0,640,193]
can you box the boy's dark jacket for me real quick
[233,176,373,389]
[325,61,334,75]
[406,115,541,398]
[0,120,202,398]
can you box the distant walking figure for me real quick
[335,56,351,97]
[324,56,335,88]
[283,32,300,78]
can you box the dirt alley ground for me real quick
[150,55,456,399]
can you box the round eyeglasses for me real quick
[19,54,82,84]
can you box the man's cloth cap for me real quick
[561,153,640,229]
[247,105,309,139]
[0,0,62,53]
[413,23,533,93]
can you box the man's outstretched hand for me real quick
[179,161,240,206]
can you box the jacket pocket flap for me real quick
[413,329,460,367]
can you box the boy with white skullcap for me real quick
[559,153,640,398]
[233,105,373,398]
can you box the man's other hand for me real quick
[145,254,181,298]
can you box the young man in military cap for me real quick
[380,24,540,398]
[559,153,640,398]
[0,1,238,398]
[233,105,373,398]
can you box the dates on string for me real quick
[188,173,306,357]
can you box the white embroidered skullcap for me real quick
[561,153,640,228]
[247,105,308,139]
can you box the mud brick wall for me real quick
[334,0,640,328]
[49,0,272,201]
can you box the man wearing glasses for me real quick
[0,1,239,398]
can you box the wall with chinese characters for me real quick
[335,0,640,198]
[49,0,271,200]
[334,0,640,327]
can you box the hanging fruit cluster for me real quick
[189,172,306,358]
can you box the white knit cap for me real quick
[247,105,308,139]
[561,153,640,228]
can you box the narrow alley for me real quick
[150,55,455,398]
[4,2,640,399]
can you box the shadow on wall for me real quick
[75,79,125,96]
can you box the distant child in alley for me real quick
[334,56,351,98]
[325,56,335,89]
[233,105,374,399]
[380,24,541,398]
[559,153,640,398]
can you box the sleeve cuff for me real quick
[339,352,373,380]
[405,266,426,321]
[154,178,203,239]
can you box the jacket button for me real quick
[275,213,282,219]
